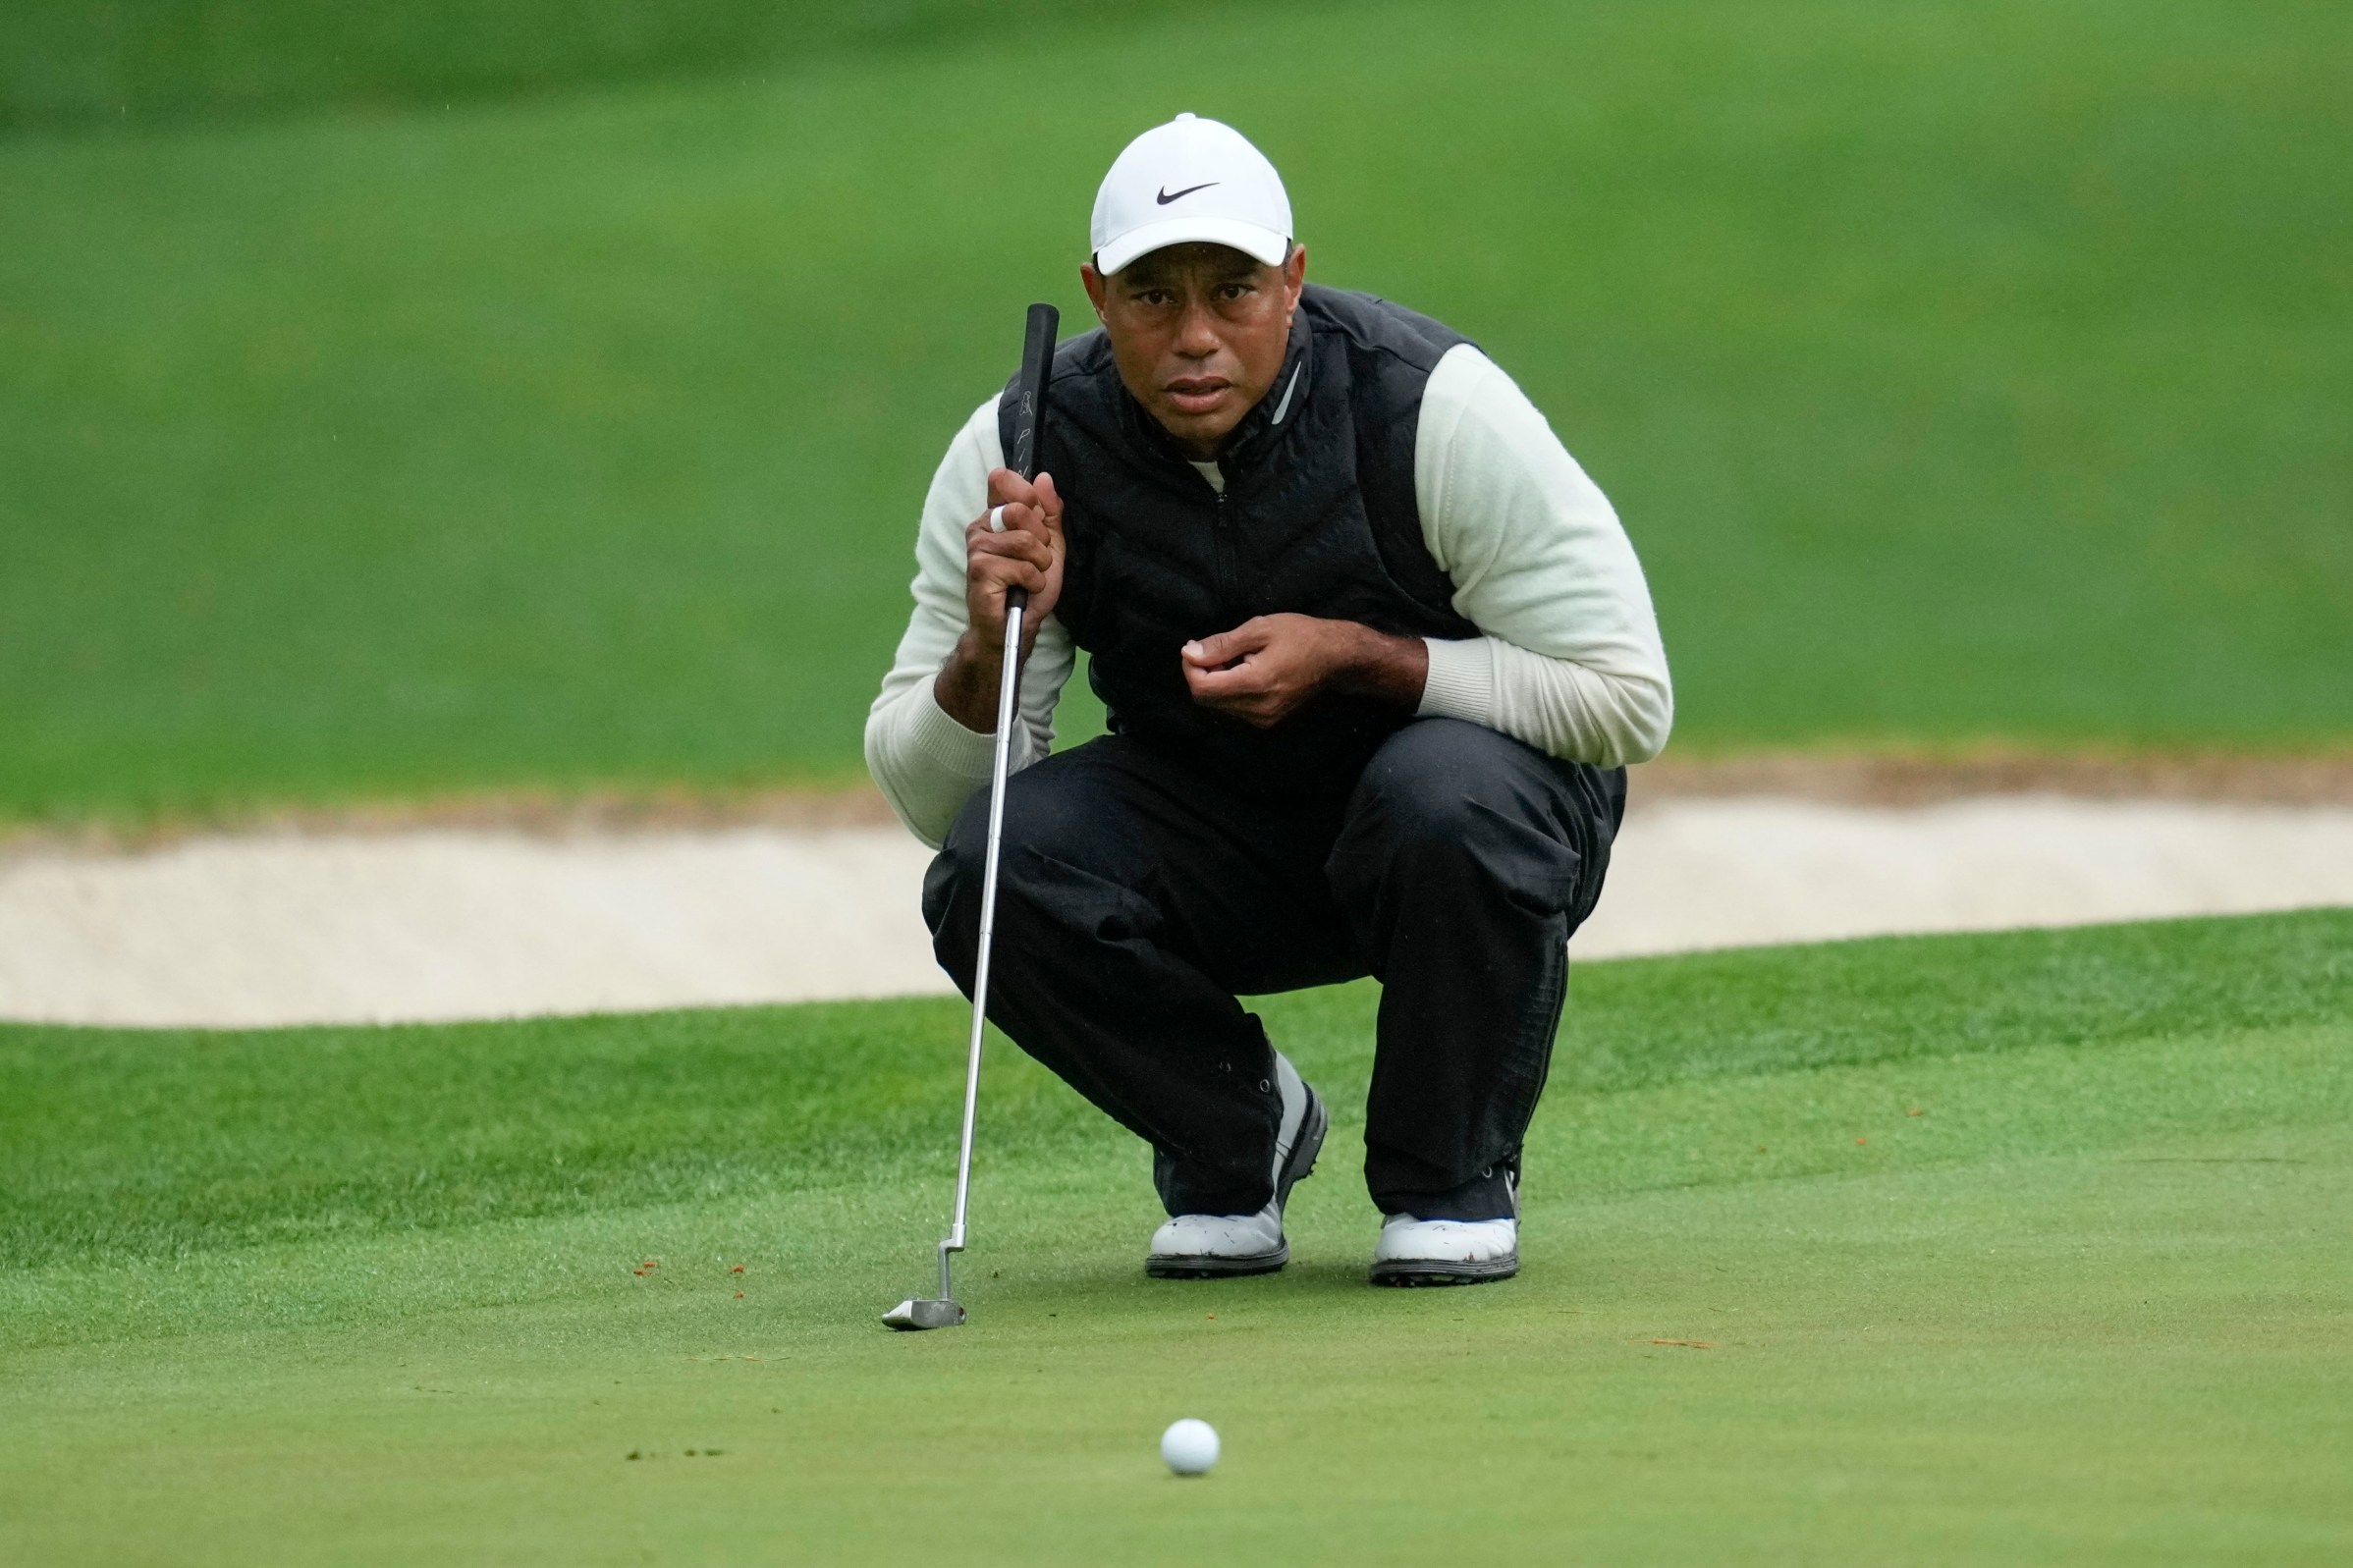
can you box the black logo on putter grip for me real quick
[1156,182,1219,204]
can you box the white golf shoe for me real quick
[1146,1053,1328,1279]
[1368,1213,1521,1286]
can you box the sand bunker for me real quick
[4,793,2347,1028]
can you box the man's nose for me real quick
[1174,300,1223,359]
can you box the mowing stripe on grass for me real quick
[1,948,2345,1561]
[4,909,2344,1276]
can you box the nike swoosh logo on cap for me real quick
[1156,182,1219,205]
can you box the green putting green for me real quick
[5,911,2348,1562]
[5,0,2349,826]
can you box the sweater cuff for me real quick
[904,678,1004,781]
[1415,636,1498,726]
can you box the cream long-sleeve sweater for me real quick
[863,344,1672,847]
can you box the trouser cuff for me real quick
[1374,1160,1518,1222]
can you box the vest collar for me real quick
[1218,305,1316,465]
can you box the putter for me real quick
[886,300,1060,1332]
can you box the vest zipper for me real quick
[1212,488,1237,617]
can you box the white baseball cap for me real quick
[1090,113,1293,276]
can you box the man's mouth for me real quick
[1164,377,1231,415]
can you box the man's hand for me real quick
[935,468,1065,733]
[1181,614,1429,728]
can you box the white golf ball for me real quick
[1160,1418,1220,1476]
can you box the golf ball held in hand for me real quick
[1161,1418,1219,1476]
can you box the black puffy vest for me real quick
[1001,285,1480,801]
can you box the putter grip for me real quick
[1003,301,1060,615]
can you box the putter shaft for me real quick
[939,591,1025,1303]
[892,300,1056,1332]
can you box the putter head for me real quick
[882,1296,965,1331]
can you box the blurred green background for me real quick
[3,0,2347,826]
[4,0,1199,131]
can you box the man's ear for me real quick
[1282,243,1307,309]
[1079,260,1110,323]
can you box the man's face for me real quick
[1081,242,1308,460]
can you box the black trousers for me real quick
[923,718,1625,1221]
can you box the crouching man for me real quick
[865,114,1671,1285]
